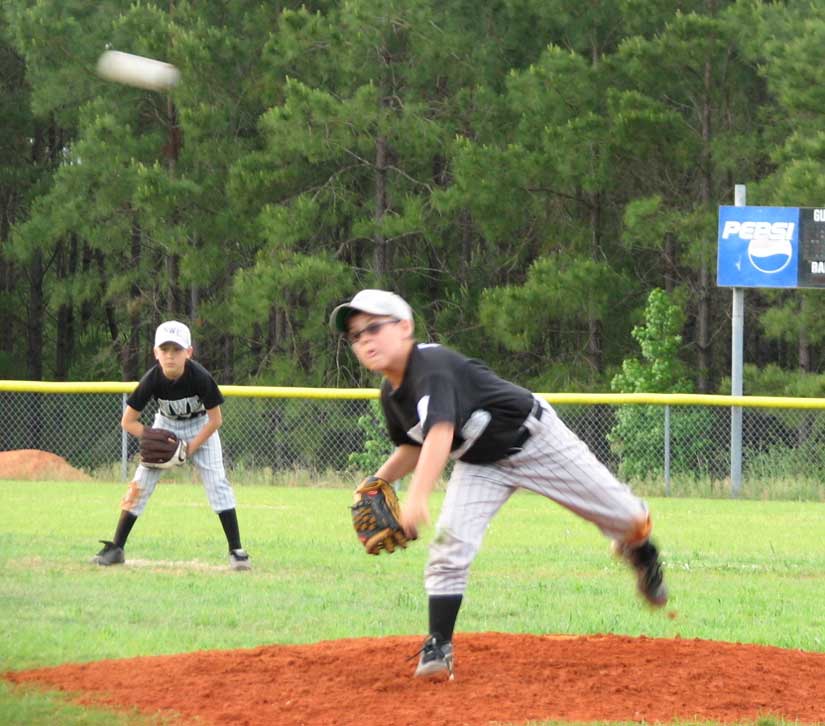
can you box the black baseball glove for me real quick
[351,476,411,555]
[140,428,187,469]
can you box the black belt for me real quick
[507,398,544,455]
[162,410,206,420]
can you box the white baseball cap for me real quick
[330,289,413,332]
[154,320,192,348]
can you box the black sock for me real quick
[113,511,137,548]
[429,595,463,644]
[218,508,242,551]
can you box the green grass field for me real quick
[1,479,823,725]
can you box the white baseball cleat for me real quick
[413,635,455,679]
[229,548,252,571]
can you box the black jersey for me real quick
[126,359,224,419]
[380,343,534,464]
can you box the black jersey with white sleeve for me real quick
[380,343,534,464]
[126,360,224,419]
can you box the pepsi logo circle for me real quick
[747,236,792,274]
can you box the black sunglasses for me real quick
[347,318,400,344]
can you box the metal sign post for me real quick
[730,185,745,496]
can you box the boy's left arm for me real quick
[186,406,222,456]
[400,421,454,538]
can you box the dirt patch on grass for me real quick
[0,449,91,481]
[5,633,825,725]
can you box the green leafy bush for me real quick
[347,400,394,474]
[609,404,724,480]
[607,288,724,479]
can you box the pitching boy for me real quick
[92,320,251,571]
[330,290,667,679]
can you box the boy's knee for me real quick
[120,480,142,512]
[427,528,478,580]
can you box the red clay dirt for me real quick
[5,633,825,725]
[0,449,91,481]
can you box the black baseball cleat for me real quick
[413,634,455,679]
[614,539,668,607]
[92,540,125,566]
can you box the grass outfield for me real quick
[1,479,823,725]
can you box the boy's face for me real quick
[154,342,193,380]
[346,312,412,374]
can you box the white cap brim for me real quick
[330,289,412,332]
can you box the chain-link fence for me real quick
[1,386,825,498]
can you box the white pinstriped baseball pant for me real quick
[425,396,651,596]
[121,413,237,516]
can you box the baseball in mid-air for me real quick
[96,50,180,92]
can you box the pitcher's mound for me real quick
[0,449,90,481]
[5,633,825,724]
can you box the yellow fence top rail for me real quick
[0,380,381,399]
[0,380,137,394]
[536,392,825,409]
[2,380,825,409]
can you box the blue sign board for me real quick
[718,205,825,288]
[717,206,799,287]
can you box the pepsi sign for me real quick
[718,206,799,287]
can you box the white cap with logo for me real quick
[154,320,192,349]
[330,289,413,332]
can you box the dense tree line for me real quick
[2,0,825,394]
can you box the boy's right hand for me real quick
[400,493,430,539]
